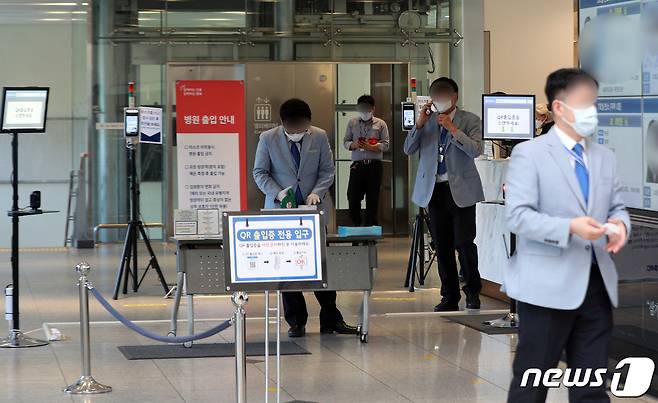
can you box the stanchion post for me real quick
[64,262,112,395]
[232,291,248,403]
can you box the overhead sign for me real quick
[176,80,247,215]
[139,106,162,144]
[222,211,327,292]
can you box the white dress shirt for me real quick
[554,125,588,169]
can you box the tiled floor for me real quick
[0,238,655,402]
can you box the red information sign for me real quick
[176,80,247,211]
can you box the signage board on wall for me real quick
[175,80,247,221]
[139,106,162,144]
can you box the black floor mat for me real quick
[118,341,310,360]
[443,313,518,335]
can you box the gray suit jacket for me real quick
[504,129,631,309]
[403,108,485,208]
[253,125,335,209]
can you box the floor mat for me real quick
[443,313,518,335]
[118,341,310,360]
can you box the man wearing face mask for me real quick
[253,98,358,338]
[505,68,629,402]
[344,94,390,226]
[403,77,485,312]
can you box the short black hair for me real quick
[357,94,375,107]
[545,68,599,107]
[430,77,459,94]
[279,98,312,123]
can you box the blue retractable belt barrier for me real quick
[89,287,232,344]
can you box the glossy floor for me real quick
[0,238,654,403]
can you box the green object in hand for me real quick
[279,188,297,209]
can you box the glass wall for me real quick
[0,0,456,245]
[89,0,455,240]
[0,2,88,247]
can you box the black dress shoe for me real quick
[433,300,460,312]
[320,321,359,335]
[287,325,306,338]
[465,295,481,310]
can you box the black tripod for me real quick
[404,208,436,292]
[113,140,169,300]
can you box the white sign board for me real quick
[223,212,327,291]
[139,106,162,144]
[177,134,241,212]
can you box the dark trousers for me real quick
[426,182,481,302]
[282,291,344,328]
[347,160,383,226]
[508,265,613,403]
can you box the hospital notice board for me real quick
[222,211,328,292]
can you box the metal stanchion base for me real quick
[64,376,112,394]
[0,330,49,348]
[484,313,519,328]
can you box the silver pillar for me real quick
[65,262,112,394]
[92,0,132,241]
[232,292,248,403]
[274,1,294,60]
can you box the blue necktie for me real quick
[290,141,305,206]
[573,143,589,205]
[438,127,448,175]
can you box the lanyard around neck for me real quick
[562,144,586,168]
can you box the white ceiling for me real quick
[0,1,88,24]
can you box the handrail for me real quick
[93,222,164,244]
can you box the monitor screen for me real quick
[1,87,49,133]
[482,94,535,141]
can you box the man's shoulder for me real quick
[372,116,388,126]
[260,125,281,140]
[456,109,481,123]
[511,133,551,156]
[309,125,328,137]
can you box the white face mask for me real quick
[559,101,598,138]
[432,99,452,114]
[285,129,307,143]
[359,112,373,121]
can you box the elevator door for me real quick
[164,62,407,237]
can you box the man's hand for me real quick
[306,193,321,205]
[363,143,380,152]
[415,101,433,129]
[569,216,605,241]
[277,186,292,202]
[605,218,627,254]
[437,113,458,134]
[349,141,360,151]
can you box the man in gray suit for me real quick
[253,98,358,338]
[404,77,485,312]
[505,68,629,402]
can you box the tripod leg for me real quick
[404,215,419,288]
[407,216,420,292]
[418,212,426,286]
[123,224,135,295]
[138,223,170,294]
[113,224,134,300]
[132,223,139,292]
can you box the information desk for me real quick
[170,235,380,344]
